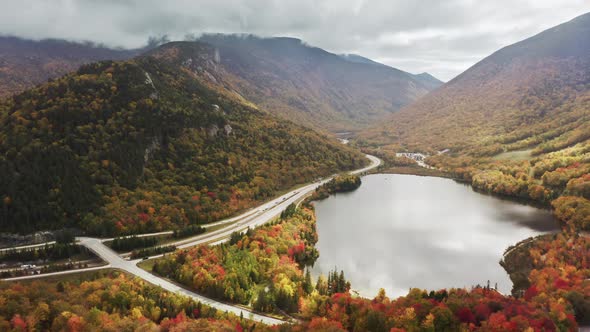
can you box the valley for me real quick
[0,4,589,331]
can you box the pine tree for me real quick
[303,269,313,294]
[338,270,346,293]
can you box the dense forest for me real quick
[146,183,590,330]
[153,204,321,314]
[309,174,362,200]
[0,52,367,235]
[2,207,588,331]
[0,271,269,331]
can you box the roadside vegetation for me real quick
[106,224,207,254]
[0,243,83,265]
[309,174,362,200]
[0,232,100,278]
[152,204,321,315]
[0,270,268,331]
[130,245,176,259]
[107,236,159,252]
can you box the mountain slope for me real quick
[0,53,367,234]
[412,72,444,90]
[180,35,438,132]
[362,12,590,155]
[339,54,443,90]
[361,13,590,231]
[0,36,145,98]
[338,53,388,67]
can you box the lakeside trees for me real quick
[420,140,590,233]
[309,174,362,200]
[552,196,590,231]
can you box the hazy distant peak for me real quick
[410,72,444,90]
[339,53,443,88]
[338,53,387,67]
[414,72,442,82]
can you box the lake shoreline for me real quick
[311,173,559,297]
[379,166,556,211]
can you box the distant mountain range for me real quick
[0,34,442,132]
[192,34,440,132]
[362,12,590,155]
[339,53,443,90]
[0,36,146,98]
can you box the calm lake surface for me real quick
[312,174,558,297]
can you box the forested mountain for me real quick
[0,49,367,234]
[361,12,590,231]
[362,12,590,154]
[0,35,442,133]
[0,36,144,98]
[183,34,438,132]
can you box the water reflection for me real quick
[311,174,558,298]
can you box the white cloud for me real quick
[0,0,588,80]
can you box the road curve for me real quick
[78,237,286,325]
[351,154,381,174]
[2,154,381,325]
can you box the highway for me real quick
[78,237,286,325]
[2,154,381,325]
[1,265,111,281]
[0,240,57,252]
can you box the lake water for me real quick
[312,174,558,297]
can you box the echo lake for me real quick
[312,174,558,297]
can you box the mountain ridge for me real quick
[359,12,590,233]
[0,53,367,234]
[339,53,443,89]
[183,34,440,132]
[361,11,590,154]
[0,35,148,98]
[0,34,441,132]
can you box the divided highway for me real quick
[2,154,381,325]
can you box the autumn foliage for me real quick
[0,55,367,235]
[0,271,271,331]
[153,205,319,313]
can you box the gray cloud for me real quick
[0,0,589,80]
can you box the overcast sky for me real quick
[1,0,589,81]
